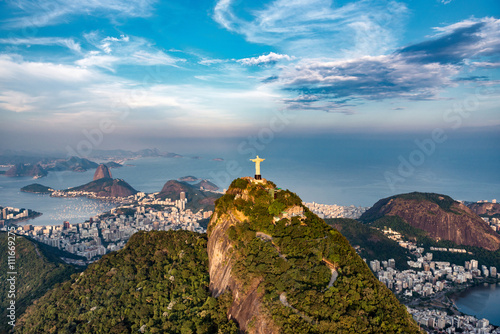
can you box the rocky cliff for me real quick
[93,164,112,180]
[207,177,421,333]
[360,192,500,251]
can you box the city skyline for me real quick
[0,0,499,151]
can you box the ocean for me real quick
[454,283,500,326]
[0,133,499,225]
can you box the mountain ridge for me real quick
[360,192,500,251]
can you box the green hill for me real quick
[20,183,54,194]
[158,180,221,212]
[207,177,422,333]
[325,218,413,270]
[0,232,79,333]
[16,231,237,334]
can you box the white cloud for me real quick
[472,62,500,69]
[75,54,120,72]
[0,54,281,136]
[0,54,96,84]
[0,91,43,112]
[238,52,293,65]
[0,37,81,52]
[213,0,408,57]
[3,0,157,28]
[100,35,130,54]
[132,50,183,66]
[77,33,185,69]
[198,58,226,66]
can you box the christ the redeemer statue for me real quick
[250,156,265,180]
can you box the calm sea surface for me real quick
[454,283,500,326]
[0,134,498,225]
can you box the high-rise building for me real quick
[180,192,186,201]
[490,266,497,277]
[370,260,381,272]
[63,221,70,230]
[470,259,479,270]
[388,259,396,268]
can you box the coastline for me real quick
[405,278,500,329]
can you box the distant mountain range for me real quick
[3,156,98,178]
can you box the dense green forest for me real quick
[326,218,414,270]
[0,232,78,334]
[17,231,237,334]
[212,178,422,333]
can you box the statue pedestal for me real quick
[253,175,264,184]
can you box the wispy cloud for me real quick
[3,0,157,28]
[77,33,184,70]
[0,37,81,52]
[214,0,408,57]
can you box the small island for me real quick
[21,183,55,194]
[104,161,123,168]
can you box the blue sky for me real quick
[0,0,499,151]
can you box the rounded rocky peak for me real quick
[93,164,112,181]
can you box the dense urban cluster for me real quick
[304,201,368,219]
[482,216,500,233]
[0,206,39,225]
[367,227,499,333]
[407,307,500,334]
[50,189,136,203]
[4,191,212,264]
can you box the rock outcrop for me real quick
[467,202,500,217]
[5,163,47,178]
[65,178,137,198]
[207,177,421,333]
[93,164,112,180]
[194,179,219,191]
[360,192,500,251]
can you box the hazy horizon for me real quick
[0,0,498,204]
